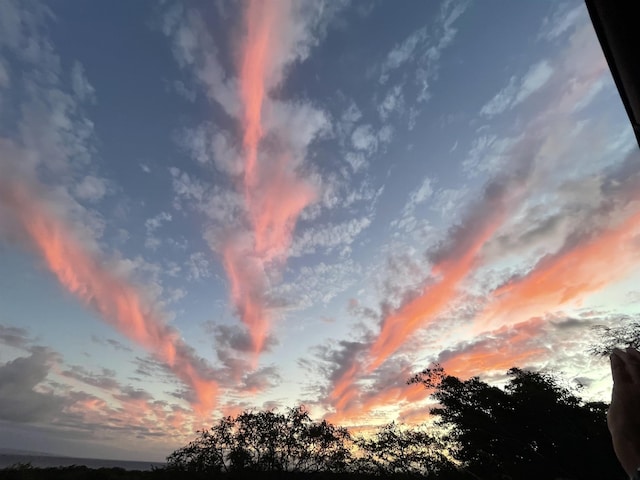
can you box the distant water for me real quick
[0,454,165,471]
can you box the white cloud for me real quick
[391,176,434,234]
[514,61,554,105]
[162,0,349,117]
[378,84,405,120]
[186,252,211,281]
[351,124,378,154]
[70,61,96,104]
[74,175,107,203]
[462,133,522,176]
[345,152,367,173]
[479,77,517,117]
[408,176,434,207]
[538,3,585,42]
[481,60,554,117]
[170,167,207,204]
[379,25,427,83]
[265,98,330,160]
[162,4,238,116]
[272,259,362,311]
[290,216,372,257]
[431,186,470,220]
[144,211,172,250]
[145,211,172,233]
[336,100,362,144]
[377,125,394,145]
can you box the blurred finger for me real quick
[625,347,640,362]
[624,348,640,383]
[611,349,632,385]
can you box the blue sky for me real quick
[0,0,639,462]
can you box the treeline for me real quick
[1,367,626,480]
[165,367,625,480]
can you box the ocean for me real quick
[0,454,166,471]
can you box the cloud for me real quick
[70,61,96,104]
[161,2,238,116]
[186,252,211,281]
[438,317,549,377]
[0,174,219,413]
[321,347,429,426]
[90,335,133,353]
[73,175,108,203]
[480,60,554,117]
[169,0,341,357]
[351,124,378,155]
[379,26,427,84]
[0,350,66,423]
[391,176,434,234]
[378,85,406,121]
[162,0,353,360]
[478,207,640,333]
[0,324,32,349]
[272,259,362,311]
[145,211,172,232]
[211,323,278,355]
[144,211,172,250]
[313,15,619,421]
[290,216,372,258]
[538,3,586,42]
[60,365,120,391]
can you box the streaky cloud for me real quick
[221,0,317,356]
[0,175,218,414]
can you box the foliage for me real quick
[410,365,625,480]
[166,406,352,474]
[13,366,621,480]
[353,422,455,478]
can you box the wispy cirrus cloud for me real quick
[163,1,344,358]
[0,175,219,413]
[317,12,633,420]
[478,206,640,334]
[480,60,554,118]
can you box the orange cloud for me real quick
[239,0,286,188]
[442,318,549,378]
[328,363,361,412]
[479,208,640,332]
[369,216,503,371]
[327,381,429,427]
[221,0,316,355]
[221,237,270,355]
[1,180,218,414]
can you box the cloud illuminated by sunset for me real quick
[0,178,217,414]
[479,207,640,332]
[220,0,316,356]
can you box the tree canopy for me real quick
[409,365,624,479]
[166,367,625,479]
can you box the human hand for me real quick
[609,348,640,477]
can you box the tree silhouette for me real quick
[167,406,352,474]
[354,421,454,477]
[409,365,625,480]
[167,367,624,479]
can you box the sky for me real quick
[0,0,639,463]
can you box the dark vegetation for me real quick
[0,367,625,480]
